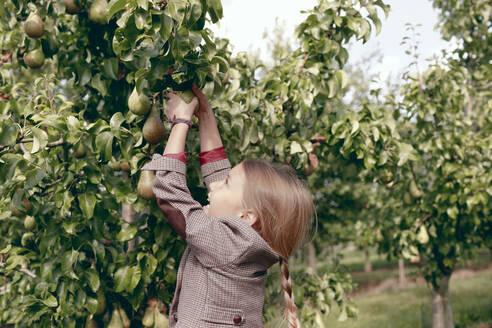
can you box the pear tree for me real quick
[375,1,491,327]
[0,0,415,326]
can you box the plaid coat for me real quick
[143,155,280,327]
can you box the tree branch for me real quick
[0,262,37,278]
[21,137,64,147]
[0,137,65,151]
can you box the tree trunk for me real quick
[122,172,136,252]
[398,258,407,287]
[431,274,454,328]
[364,248,372,273]
[307,242,317,275]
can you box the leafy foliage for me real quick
[0,0,425,326]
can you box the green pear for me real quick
[142,305,155,327]
[416,226,429,244]
[128,87,150,116]
[89,0,108,25]
[95,289,106,315]
[143,105,166,144]
[11,199,31,217]
[120,161,130,171]
[73,143,86,158]
[108,306,123,328]
[23,48,45,68]
[24,216,36,230]
[154,309,169,328]
[109,158,121,171]
[380,169,393,184]
[410,180,423,198]
[119,306,130,328]
[302,163,315,176]
[24,13,44,38]
[63,0,82,13]
[138,170,156,200]
[85,317,98,328]
[403,192,413,205]
[21,232,34,247]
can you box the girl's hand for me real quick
[165,92,198,121]
[192,85,212,118]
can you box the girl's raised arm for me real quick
[192,85,231,191]
[192,85,223,152]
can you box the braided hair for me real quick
[241,160,314,327]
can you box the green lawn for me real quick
[322,271,492,328]
[317,248,492,292]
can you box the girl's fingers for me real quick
[190,97,199,109]
[167,93,179,101]
[192,85,206,101]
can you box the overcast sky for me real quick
[208,0,453,85]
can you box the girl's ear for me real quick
[240,211,258,227]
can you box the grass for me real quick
[317,248,492,293]
[321,271,492,328]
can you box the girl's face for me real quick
[206,163,255,225]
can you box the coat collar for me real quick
[224,215,281,270]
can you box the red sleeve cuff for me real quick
[199,146,227,165]
[163,152,187,163]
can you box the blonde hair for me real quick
[241,160,314,328]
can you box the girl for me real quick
[142,86,314,328]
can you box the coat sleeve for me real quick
[142,154,251,268]
[200,158,231,191]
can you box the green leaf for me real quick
[31,127,48,153]
[114,266,130,293]
[102,58,119,80]
[327,78,338,98]
[208,0,223,23]
[371,16,382,35]
[290,141,303,155]
[159,15,173,41]
[114,265,141,293]
[78,193,97,219]
[85,268,100,293]
[95,131,114,161]
[335,70,348,89]
[5,254,25,270]
[136,0,148,10]
[350,120,359,135]
[41,294,58,308]
[0,123,17,146]
[108,0,128,19]
[127,266,142,293]
[397,143,418,166]
[142,254,158,278]
[117,225,137,242]
[89,74,109,97]
[25,168,46,189]
[61,250,79,279]
[85,295,98,314]
[110,112,125,135]
[66,116,80,130]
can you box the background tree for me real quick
[374,1,492,327]
[0,0,425,327]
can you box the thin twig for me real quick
[0,137,65,151]
[20,137,64,147]
[0,262,37,278]
[19,143,28,154]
